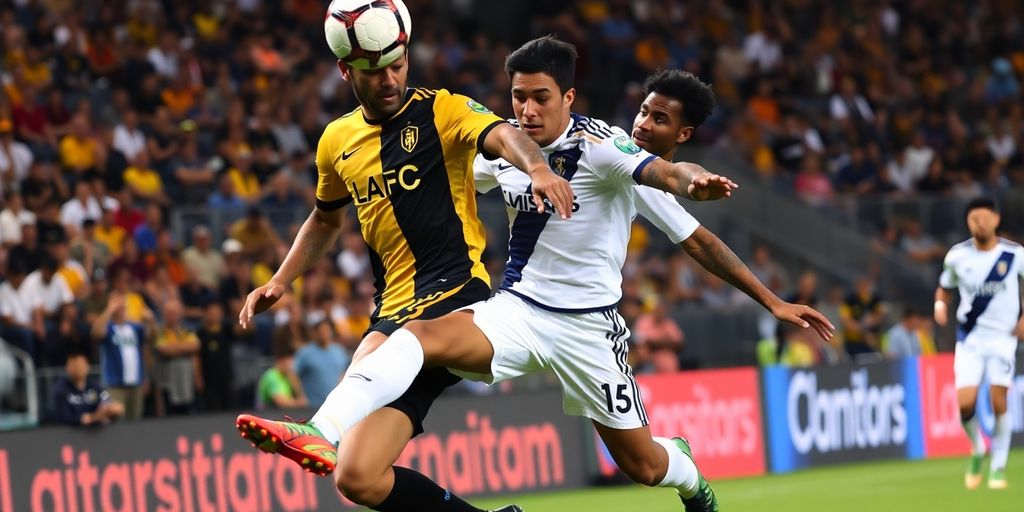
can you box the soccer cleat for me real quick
[673,437,719,512]
[964,454,984,490]
[235,413,337,477]
[988,469,1007,490]
[490,506,524,512]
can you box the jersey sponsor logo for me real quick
[466,100,491,113]
[349,165,421,205]
[613,135,642,155]
[503,190,580,214]
[964,281,1007,297]
[401,125,419,153]
[342,146,363,160]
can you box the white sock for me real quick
[991,413,1011,471]
[962,416,986,456]
[310,329,425,445]
[653,437,699,499]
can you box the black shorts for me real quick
[366,277,490,437]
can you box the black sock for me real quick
[373,466,484,512]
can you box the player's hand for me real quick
[1014,320,1024,339]
[771,301,836,341]
[239,279,288,329]
[529,168,574,219]
[934,301,948,327]
[688,172,738,201]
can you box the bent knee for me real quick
[959,404,977,421]
[334,463,389,505]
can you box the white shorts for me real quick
[954,336,1018,389]
[457,291,649,430]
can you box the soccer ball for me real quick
[324,0,412,70]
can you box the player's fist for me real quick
[934,300,948,326]
[239,280,288,329]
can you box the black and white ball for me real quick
[324,0,412,70]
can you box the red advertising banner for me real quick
[595,368,766,480]
[919,354,972,458]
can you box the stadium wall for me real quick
[2,358,1023,510]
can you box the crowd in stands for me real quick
[1,0,1020,425]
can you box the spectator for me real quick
[70,219,111,278]
[294,319,350,407]
[112,109,147,161]
[257,339,307,410]
[95,208,128,257]
[839,277,885,358]
[749,245,788,295]
[884,308,926,358]
[123,150,170,205]
[899,219,945,264]
[52,240,90,299]
[229,207,282,258]
[91,293,153,421]
[0,118,33,194]
[196,301,236,412]
[60,180,102,236]
[58,114,105,178]
[632,298,684,374]
[0,258,45,362]
[52,350,125,426]
[794,154,835,208]
[153,300,200,416]
[0,191,36,247]
[836,145,880,195]
[180,267,216,326]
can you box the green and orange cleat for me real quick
[236,413,338,477]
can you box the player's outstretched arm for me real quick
[682,226,835,341]
[239,207,344,328]
[638,159,738,201]
[482,123,574,219]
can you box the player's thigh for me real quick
[592,421,664,485]
[954,343,986,391]
[550,309,648,430]
[335,407,414,492]
[404,311,494,374]
[452,292,548,384]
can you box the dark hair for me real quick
[642,69,716,128]
[40,255,59,272]
[965,197,998,222]
[505,36,578,94]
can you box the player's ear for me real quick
[337,60,352,82]
[676,126,694,144]
[563,87,576,107]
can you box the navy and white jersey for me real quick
[474,113,699,312]
[939,238,1024,341]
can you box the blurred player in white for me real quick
[935,197,1024,490]
[308,37,834,512]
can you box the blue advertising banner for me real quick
[763,359,925,473]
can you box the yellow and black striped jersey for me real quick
[315,88,504,318]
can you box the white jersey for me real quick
[474,113,699,312]
[939,238,1024,342]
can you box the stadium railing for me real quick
[0,341,39,430]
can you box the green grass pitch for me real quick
[471,450,1024,512]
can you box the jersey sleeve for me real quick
[584,124,659,186]
[314,121,352,212]
[634,186,700,244]
[473,154,501,194]
[939,249,958,289]
[433,90,505,156]
[1018,246,1024,278]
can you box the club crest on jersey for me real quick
[997,261,1008,277]
[401,125,418,153]
[551,155,566,176]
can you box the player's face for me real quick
[340,52,409,121]
[632,92,693,159]
[510,72,575,147]
[967,208,1000,243]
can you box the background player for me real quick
[276,37,834,512]
[235,43,571,512]
[935,197,1024,490]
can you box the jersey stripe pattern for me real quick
[315,88,503,318]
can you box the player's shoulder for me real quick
[997,237,1023,250]
[568,113,622,142]
[946,239,973,258]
